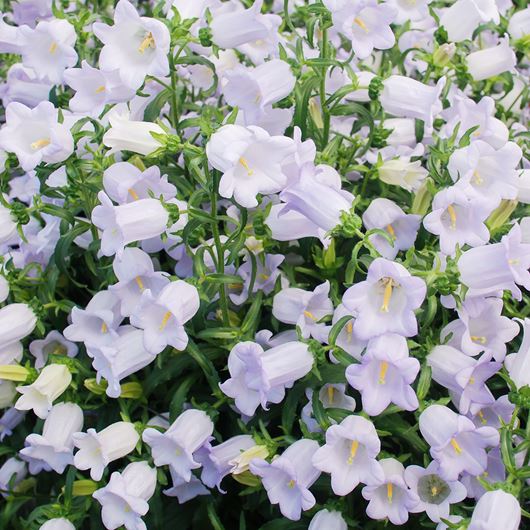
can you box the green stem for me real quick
[168,52,179,130]
[319,25,330,148]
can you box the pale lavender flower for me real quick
[0,408,25,442]
[342,258,426,340]
[505,318,530,389]
[163,469,210,503]
[363,198,421,259]
[468,490,521,530]
[0,64,53,108]
[265,203,326,244]
[250,439,321,521]
[327,305,366,362]
[312,415,383,495]
[362,458,419,525]
[469,395,514,430]
[29,331,78,370]
[308,509,347,530]
[346,333,420,415]
[405,461,467,522]
[460,447,505,500]
[419,405,500,480]
[272,281,333,339]
[0,457,26,496]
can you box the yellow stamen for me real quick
[287,479,295,488]
[469,377,475,385]
[447,204,457,230]
[327,385,334,404]
[386,224,396,239]
[95,85,106,93]
[347,440,359,465]
[478,410,487,425]
[101,322,108,334]
[159,311,172,331]
[346,321,353,343]
[470,336,487,344]
[128,188,140,200]
[387,483,393,503]
[450,438,462,454]
[30,138,51,150]
[431,485,438,496]
[238,157,253,176]
[380,278,394,313]
[509,259,520,265]
[304,310,316,321]
[135,276,144,291]
[482,471,489,478]
[49,41,57,54]
[354,17,369,32]
[472,170,483,185]
[378,361,389,385]
[138,32,155,53]
[258,273,270,280]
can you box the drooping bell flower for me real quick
[73,421,139,481]
[91,192,169,257]
[272,281,333,339]
[439,0,499,42]
[0,303,36,349]
[308,509,348,530]
[460,447,505,500]
[362,198,421,260]
[404,461,467,522]
[468,490,521,530]
[0,101,74,171]
[342,258,426,340]
[469,395,514,430]
[419,405,499,480]
[93,0,170,90]
[205,124,294,208]
[0,457,26,496]
[29,331,78,370]
[93,461,157,530]
[466,37,516,82]
[249,439,321,521]
[20,402,83,474]
[312,415,384,495]
[0,64,53,109]
[361,458,419,525]
[142,409,214,482]
[130,280,200,354]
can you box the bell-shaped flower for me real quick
[92,192,169,257]
[0,101,74,171]
[250,439,321,521]
[324,0,397,59]
[93,461,157,530]
[312,415,384,495]
[265,203,326,245]
[93,0,170,90]
[142,409,214,482]
[102,111,167,156]
[272,281,333,339]
[449,140,522,210]
[0,64,53,108]
[63,61,135,117]
[87,327,156,398]
[39,519,75,530]
[361,458,419,525]
[468,490,521,530]
[198,434,255,492]
[0,303,36,349]
[19,19,77,84]
[469,395,514,430]
[0,408,25,442]
[508,7,530,40]
[386,0,432,23]
[326,305,367,362]
[0,201,17,245]
[308,509,347,530]
[20,402,83,474]
[419,405,499,480]
[29,331,78,370]
[342,258,426,340]
[280,163,355,232]
[466,37,516,81]
[405,461,467,523]
[163,469,210,503]
[346,333,420,415]
[439,0,499,42]
[63,290,122,347]
[103,162,176,205]
[110,248,169,317]
[220,341,313,416]
[0,457,26,496]
[380,75,445,128]
[73,421,139,481]
[0,14,26,54]
[363,198,421,259]
[460,447,505,500]
[206,124,294,208]
[458,223,530,300]
[15,364,71,419]
[423,186,490,256]
[378,157,428,192]
[505,318,530,389]
[130,280,199,354]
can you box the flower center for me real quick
[446,204,457,230]
[128,188,140,200]
[470,335,487,344]
[95,85,106,93]
[478,410,487,424]
[138,32,155,53]
[380,277,397,312]
[238,157,254,176]
[49,41,57,54]
[159,311,172,331]
[101,322,108,333]
[472,170,483,185]
[450,437,462,454]
[327,385,334,404]
[418,474,451,504]
[347,440,359,465]
[378,361,389,385]
[387,483,393,503]
[31,138,51,150]
[346,320,353,343]
[304,310,317,321]
[287,479,296,489]
[354,17,369,32]
[135,276,144,291]
[386,224,396,239]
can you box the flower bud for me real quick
[433,43,456,67]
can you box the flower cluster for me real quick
[0,0,528,529]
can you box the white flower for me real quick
[0,457,26,496]
[20,402,84,473]
[0,203,17,246]
[39,518,76,530]
[0,381,17,408]
[508,7,530,40]
[378,158,428,192]
[466,38,516,81]
[440,0,499,42]
[73,421,139,481]
[15,364,72,419]
[93,0,170,90]
[0,101,74,171]
[93,461,157,530]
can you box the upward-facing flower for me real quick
[250,439,321,521]
[206,124,294,208]
[93,0,170,90]
[0,101,74,171]
[142,409,214,482]
[342,258,426,340]
[29,331,78,370]
[312,415,384,495]
[419,405,499,480]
